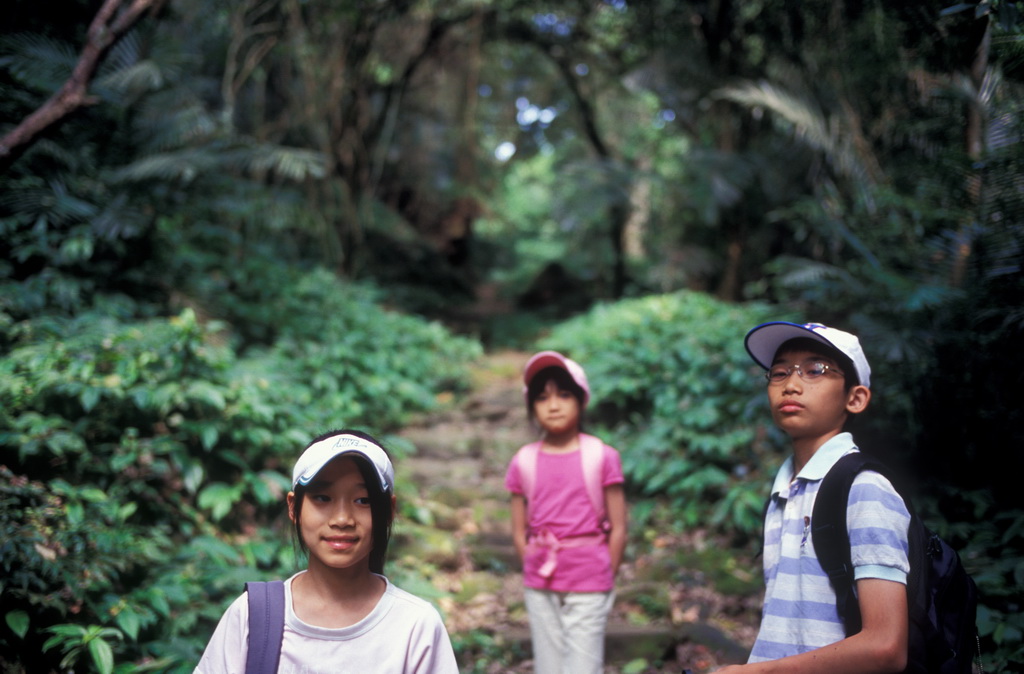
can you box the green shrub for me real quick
[241,268,481,429]
[541,291,1023,670]
[450,628,528,674]
[0,273,482,671]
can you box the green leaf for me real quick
[622,659,650,674]
[118,502,138,521]
[197,482,241,521]
[248,475,276,506]
[88,636,114,674]
[187,381,226,410]
[114,609,140,641]
[66,500,85,526]
[939,3,976,17]
[80,387,101,412]
[5,610,29,639]
[199,423,219,451]
[42,634,65,653]
[43,623,87,652]
[79,487,108,503]
[60,648,83,671]
[182,461,205,494]
[147,592,171,618]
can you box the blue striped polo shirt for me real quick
[748,433,911,663]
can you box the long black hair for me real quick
[290,429,395,574]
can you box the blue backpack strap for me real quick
[245,580,285,674]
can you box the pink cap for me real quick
[523,350,591,406]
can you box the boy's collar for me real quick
[772,432,856,495]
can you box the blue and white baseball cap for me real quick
[744,321,871,388]
[292,433,394,492]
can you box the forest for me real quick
[2,0,1023,671]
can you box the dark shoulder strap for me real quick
[811,451,879,636]
[245,580,285,674]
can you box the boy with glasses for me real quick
[715,322,911,673]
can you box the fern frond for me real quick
[717,81,833,154]
[0,179,97,225]
[904,284,959,311]
[92,31,170,105]
[244,144,328,181]
[715,80,871,188]
[111,149,214,183]
[991,32,1024,77]
[133,95,220,151]
[101,30,143,74]
[47,181,99,223]
[0,186,51,214]
[774,257,849,289]
[90,193,146,240]
[18,139,81,171]
[0,33,77,92]
[97,60,166,99]
[140,144,325,183]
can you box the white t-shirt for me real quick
[194,572,459,674]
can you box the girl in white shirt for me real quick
[195,429,459,674]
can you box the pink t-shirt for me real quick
[505,440,624,592]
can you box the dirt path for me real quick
[398,350,757,673]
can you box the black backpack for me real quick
[812,452,981,674]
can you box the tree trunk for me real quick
[952,15,991,288]
[551,55,631,298]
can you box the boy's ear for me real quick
[845,385,871,414]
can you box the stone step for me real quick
[498,621,748,667]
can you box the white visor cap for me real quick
[292,434,394,492]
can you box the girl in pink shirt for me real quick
[505,351,628,674]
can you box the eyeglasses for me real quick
[765,361,843,385]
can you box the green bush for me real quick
[242,268,480,428]
[540,291,1024,670]
[0,271,482,671]
[538,290,789,540]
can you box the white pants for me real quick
[523,588,615,674]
